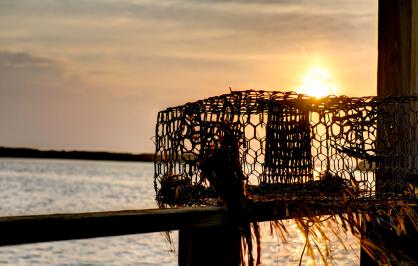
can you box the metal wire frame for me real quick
[154,90,418,207]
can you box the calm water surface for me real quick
[0,158,359,265]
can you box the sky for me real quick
[0,0,377,153]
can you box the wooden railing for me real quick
[0,201,336,265]
[0,206,227,246]
[0,201,331,247]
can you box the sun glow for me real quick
[297,67,337,98]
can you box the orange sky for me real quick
[0,0,377,153]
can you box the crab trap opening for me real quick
[154,91,418,207]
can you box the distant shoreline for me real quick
[0,147,154,162]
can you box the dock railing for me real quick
[0,201,338,265]
[0,201,336,246]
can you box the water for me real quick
[0,158,359,265]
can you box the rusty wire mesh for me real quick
[154,90,418,207]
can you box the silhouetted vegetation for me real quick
[0,147,153,162]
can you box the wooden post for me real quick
[361,1,418,265]
[415,1,418,91]
[179,225,241,266]
[377,0,417,96]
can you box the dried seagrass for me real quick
[154,90,418,264]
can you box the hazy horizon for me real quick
[0,0,377,153]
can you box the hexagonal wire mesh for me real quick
[154,90,417,207]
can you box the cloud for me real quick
[0,51,65,95]
[0,51,56,68]
[0,0,376,68]
[0,50,159,152]
[0,0,374,41]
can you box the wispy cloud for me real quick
[0,0,374,43]
[0,51,56,68]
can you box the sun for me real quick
[296,67,337,98]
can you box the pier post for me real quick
[377,0,417,96]
[179,225,241,266]
[361,0,418,265]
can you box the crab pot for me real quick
[154,91,418,207]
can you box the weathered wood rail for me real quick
[0,201,348,266]
[0,201,330,247]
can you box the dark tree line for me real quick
[0,147,153,162]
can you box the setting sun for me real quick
[297,67,337,98]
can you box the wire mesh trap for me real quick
[154,90,418,207]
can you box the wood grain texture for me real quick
[413,1,417,90]
[0,201,331,247]
[378,0,417,96]
[362,2,418,265]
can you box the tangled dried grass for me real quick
[280,201,417,266]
